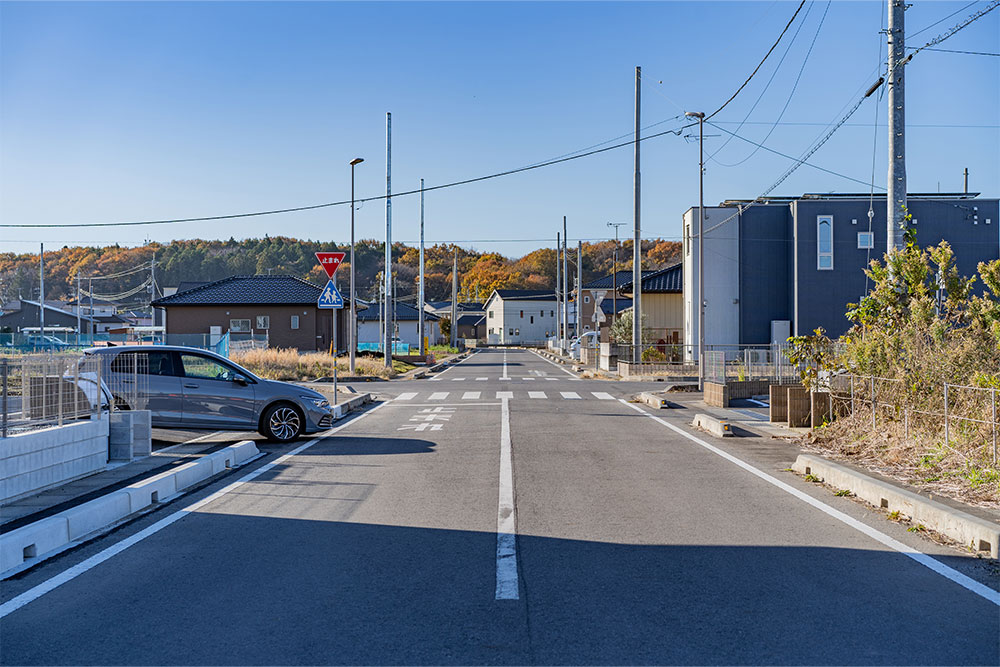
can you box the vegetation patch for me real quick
[232,348,411,380]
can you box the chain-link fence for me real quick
[829,375,998,464]
[1,354,105,437]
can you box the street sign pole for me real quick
[315,252,347,354]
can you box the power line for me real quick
[910,46,999,56]
[907,0,980,40]
[706,0,808,120]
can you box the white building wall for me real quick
[683,206,740,360]
[485,296,558,344]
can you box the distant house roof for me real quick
[490,289,557,302]
[152,275,332,306]
[599,298,633,315]
[583,270,655,290]
[356,300,439,322]
[175,281,209,295]
[426,301,484,312]
[456,314,485,327]
[12,300,97,322]
[617,264,682,294]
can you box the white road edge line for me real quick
[618,399,1000,607]
[0,402,389,621]
[529,348,577,378]
[496,396,518,600]
[429,350,475,379]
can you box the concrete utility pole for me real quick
[685,110,707,390]
[349,157,364,374]
[608,222,626,337]
[887,0,907,251]
[451,250,458,348]
[555,232,561,346]
[562,216,569,350]
[39,243,45,338]
[76,274,81,340]
[576,240,582,339]
[384,112,393,367]
[632,65,642,362]
[419,178,426,355]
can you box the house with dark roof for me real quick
[616,264,684,346]
[356,300,440,348]
[0,300,96,334]
[579,270,653,336]
[484,289,559,345]
[152,275,361,352]
[455,313,486,341]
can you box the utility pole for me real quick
[562,216,569,350]
[451,250,458,348]
[555,232,561,347]
[963,167,969,194]
[89,278,94,339]
[608,222,626,338]
[632,65,642,362]
[76,274,81,341]
[576,240,582,339]
[349,157,364,374]
[685,110,707,390]
[419,178,426,355]
[39,243,45,339]
[887,0,907,251]
[384,112,393,368]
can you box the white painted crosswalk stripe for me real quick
[396,392,417,401]
[451,377,466,381]
[476,377,488,381]
[561,391,581,399]
[528,391,547,399]
[592,392,614,400]
[462,391,481,400]
[522,377,535,381]
[496,391,514,399]
[429,392,449,401]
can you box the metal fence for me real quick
[616,343,798,383]
[828,375,998,464]
[1,354,104,437]
[0,332,268,359]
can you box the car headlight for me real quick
[301,395,330,410]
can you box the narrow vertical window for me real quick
[817,215,834,270]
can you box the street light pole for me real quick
[349,157,364,375]
[685,110,706,390]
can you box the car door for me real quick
[177,352,256,428]
[110,350,184,425]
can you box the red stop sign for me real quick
[315,252,346,279]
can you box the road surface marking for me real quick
[429,392,449,401]
[592,392,615,400]
[528,391,547,399]
[476,377,488,381]
[560,391,581,399]
[451,377,466,381]
[496,397,518,600]
[395,392,418,401]
[544,377,557,381]
[427,377,441,382]
[732,408,767,421]
[462,391,481,400]
[619,399,1000,608]
[747,398,769,407]
[0,402,390,620]
[496,391,514,399]
[530,349,579,378]
[500,350,509,381]
[499,377,511,381]
[522,377,535,381]
[153,430,226,455]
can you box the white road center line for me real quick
[560,391,581,399]
[501,350,509,380]
[496,397,518,600]
[523,377,535,381]
[429,392,449,401]
[618,399,1000,607]
[395,392,418,401]
[451,377,466,381]
[592,392,615,400]
[476,377,488,381]
[496,391,514,399]
[528,391,547,399]
[462,391,481,400]
[544,377,557,381]
[0,403,390,620]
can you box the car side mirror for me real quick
[233,374,249,386]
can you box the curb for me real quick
[639,392,671,409]
[792,454,999,558]
[333,392,373,419]
[0,441,261,577]
[692,414,733,438]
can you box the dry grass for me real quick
[232,348,408,380]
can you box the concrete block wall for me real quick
[787,386,811,427]
[0,415,110,505]
[705,382,728,408]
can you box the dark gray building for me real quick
[683,193,999,349]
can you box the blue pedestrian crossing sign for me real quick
[318,280,344,309]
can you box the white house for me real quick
[484,290,559,345]
[357,300,440,350]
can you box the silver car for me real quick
[85,345,334,442]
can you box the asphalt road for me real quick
[1,349,997,665]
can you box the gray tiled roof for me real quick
[457,314,485,326]
[617,263,682,293]
[583,270,655,290]
[492,289,556,301]
[152,275,327,306]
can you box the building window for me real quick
[584,325,591,331]
[551,310,554,317]
[488,310,493,318]
[530,316,534,324]
[520,310,523,318]
[584,295,590,304]
[256,315,269,330]
[290,315,300,330]
[514,328,519,336]
[817,215,834,270]
[508,328,513,336]
[489,328,494,335]
[857,232,874,249]
[230,319,251,333]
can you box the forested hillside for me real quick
[0,237,680,307]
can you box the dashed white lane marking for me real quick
[0,403,390,620]
[496,397,518,600]
[528,391,547,399]
[476,377,488,381]
[619,399,1000,608]
[427,377,441,382]
[560,391,581,399]
[523,377,536,381]
[496,391,514,399]
[429,392,449,401]
[396,392,418,401]
[499,377,511,381]
[544,377,557,382]
[451,377,466,381]
[592,392,615,400]
[462,391,481,400]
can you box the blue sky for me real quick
[1,1,997,257]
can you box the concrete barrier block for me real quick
[230,441,260,465]
[639,392,670,409]
[0,515,70,572]
[205,450,235,475]
[124,470,178,511]
[692,414,733,438]
[131,411,152,457]
[173,458,214,491]
[792,454,1000,558]
[63,491,132,541]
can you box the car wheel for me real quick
[260,403,303,442]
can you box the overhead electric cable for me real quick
[910,46,999,56]
[907,0,980,39]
